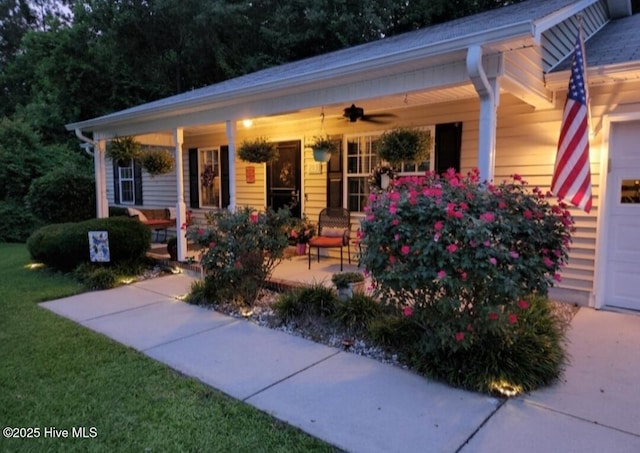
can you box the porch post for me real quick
[467,45,500,183]
[174,128,187,261]
[226,120,237,211]
[94,137,109,218]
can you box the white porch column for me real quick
[467,45,500,183]
[174,128,187,261]
[225,120,237,211]
[94,138,109,218]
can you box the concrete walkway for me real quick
[41,274,640,453]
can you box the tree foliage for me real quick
[1,0,525,144]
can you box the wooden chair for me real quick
[308,208,351,271]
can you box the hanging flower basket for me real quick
[376,127,431,166]
[141,148,174,177]
[311,137,337,162]
[237,137,278,163]
[107,136,142,163]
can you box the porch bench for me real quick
[127,207,175,242]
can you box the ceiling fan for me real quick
[343,104,396,124]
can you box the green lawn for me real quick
[0,243,336,452]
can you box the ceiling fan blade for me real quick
[360,117,391,124]
[361,113,397,124]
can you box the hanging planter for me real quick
[237,137,279,163]
[107,136,142,163]
[141,148,174,177]
[311,137,337,162]
[376,127,431,166]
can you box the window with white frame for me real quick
[199,148,221,208]
[345,127,434,213]
[118,159,135,204]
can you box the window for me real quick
[199,148,221,208]
[346,135,380,213]
[113,159,142,205]
[118,160,135,204]
[345,127,434,213]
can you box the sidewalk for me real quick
[40,273,640,453]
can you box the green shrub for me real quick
[359,169,574,394]
[74,263,118,290]
[0,117,74,202]
[0,201,43,242]
[26,166,95,223]
[333,292,382,334]
[184,279,224,306]
[367,315,421,349]
[273,284,338,323]
[27,217,151,271]
[188,207,292,306]
[411,296,567,396]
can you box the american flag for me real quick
[551,27,592,213]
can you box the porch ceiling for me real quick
[183,84,480,138]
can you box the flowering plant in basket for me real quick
[290,217,316,244]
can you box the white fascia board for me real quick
[532,0,599,44]
[66,22,534,134]
[545,61,640,90]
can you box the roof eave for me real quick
[66,21,535,134]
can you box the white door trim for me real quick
[594,103,640,309]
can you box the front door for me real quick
[604,120,640,310]
[267,140,301,218]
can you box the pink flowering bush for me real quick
[360,168,574,394]
[186,207,292,306]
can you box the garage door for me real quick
[604,120,640,311]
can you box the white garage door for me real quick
[604,120,640,311]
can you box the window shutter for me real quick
[188,148,199,209]
[435,122,463,175]
[112,161,120,203]
[134,159,143,205]
[220,145,230,208]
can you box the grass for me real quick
[0,243,337,452]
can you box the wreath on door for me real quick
[369,165,397,191]
[201,165,216,188]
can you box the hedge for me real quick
[27,217,151,271]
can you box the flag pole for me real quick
[550,14,593,213]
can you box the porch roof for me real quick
[66,0,610,137]
[546,11,640,88]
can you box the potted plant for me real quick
[311,136,338,162]
[107,136,142,166]
[331,271,365,300]
[376,127,431,166]
[237,137,279,163]
[290,216,316,255]
[141,148,174,177]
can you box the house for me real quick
[66,0,640,311]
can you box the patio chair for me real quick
[308,208,351,271]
